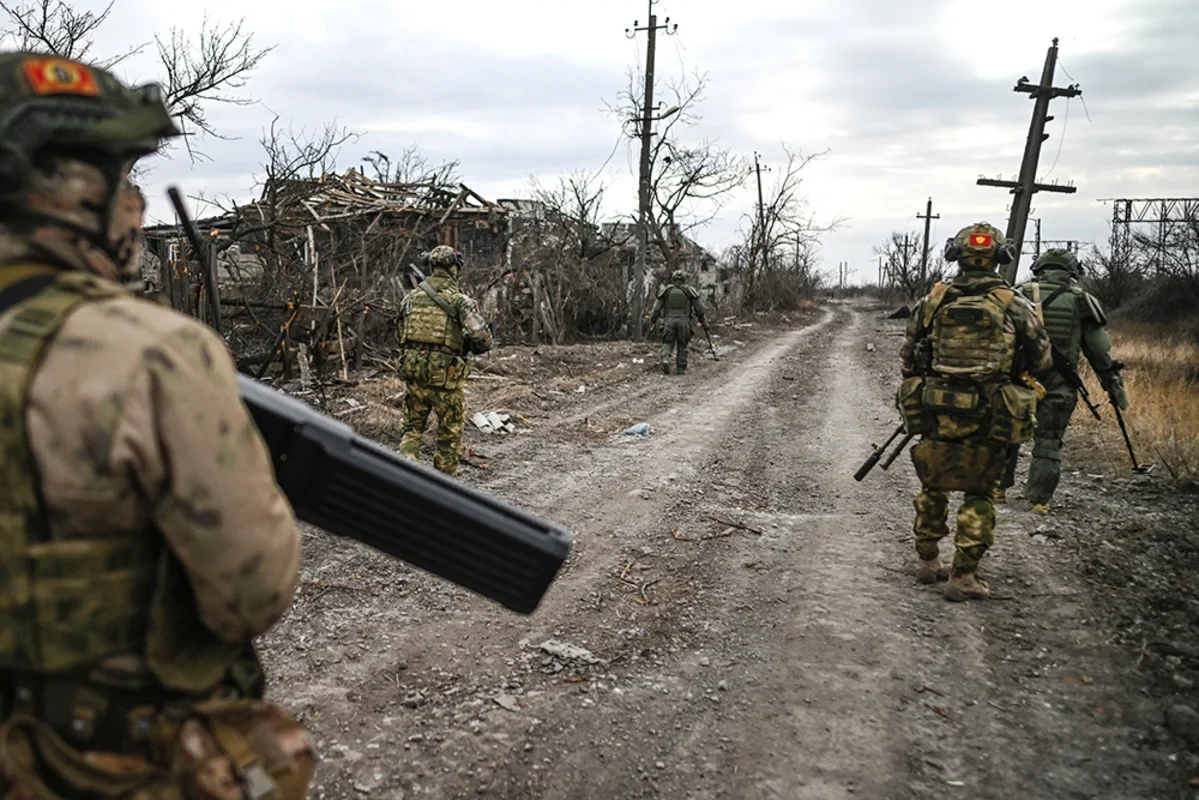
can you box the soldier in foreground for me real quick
[1014,249,1128,513]
[647,268,708,375]
[0,53,312,796]
[397,245,493,475]
[899,223,1051,600]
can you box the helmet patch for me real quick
[22,57,100,97]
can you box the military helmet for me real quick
[428,245,464,270]
[671,269,687,283]
[1032,248,1082,278]
[0,52,180,206]
[943,222,1016,270]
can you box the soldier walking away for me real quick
[0,53,314,796]
[1013,249,1128,514]
[647,268,708,375]
[397,245,493,475]
[899,223,1051,601]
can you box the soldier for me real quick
[397,244,493,475]
[647,268,708,375]
[0,53,312,796]
[1015,248,1128,514]
[899,223,1051,601]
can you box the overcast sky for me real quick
[78,0,1199,284]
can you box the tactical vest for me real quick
[0,265,249,695]
[1021,278,1082,365]
[925,282,1017,380]
[401,279,464,353]
[661,285,694,319]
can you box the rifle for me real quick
[700,324,719,361]
[1050,345,1102,421]
[854,423,914,482]
[168,187,571,615]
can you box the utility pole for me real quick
[754,152,768,277]
[916,198,939,288]
[1032,217,1042,262]
[977,37,1081,284]
[625,2,677,339]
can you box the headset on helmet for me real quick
[428,245,464,270]
[671,269,686,283]
[943,222,1016,267]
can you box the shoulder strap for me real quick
[920,282,951,329]
[1041,283,1072,309]
[989,286,1016,307]
[417,280,461,324]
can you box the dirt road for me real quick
[262,301,1197,799]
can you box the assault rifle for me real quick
[854,423,914,482]
[167,188,571,614]
[1050,344,1102,421]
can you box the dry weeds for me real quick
[1073,323,1199,481]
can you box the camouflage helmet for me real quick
[428,245,464,271]
[943,222,1016,270]
[0,52,180,206]
[671,269,687,283]
[1032,248,1082,278]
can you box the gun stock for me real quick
[1051,345,1101,421]
[239,377,571,614]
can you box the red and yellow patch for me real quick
[970,233,993,247]
[22,57,100,97]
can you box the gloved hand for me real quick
[701,321,710,332]
[1099,365,1130,410]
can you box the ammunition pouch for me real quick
[0,696,315,800]
[896,376,930,435]
[910,438,1006,493]
[398,346,470,389]
[921,377,983,416]
[989,383,1037,444]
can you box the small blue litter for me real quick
[623,422,651,437]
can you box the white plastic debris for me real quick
[470,410,516,434]
[623,422,651,437]
[632,357,645,364]
[575,384,587,393]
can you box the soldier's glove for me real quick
[1099,363,1130,410]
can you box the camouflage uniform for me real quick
[397,246,492,475]
[648,269,707,375]
[1012,250,1126,510]
[0,53,312,797]
[899,223,1051,600]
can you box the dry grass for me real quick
[1071,323,1199,481]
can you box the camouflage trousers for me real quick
[913,489,996,574]
[659,318,693,369]
[399,382,466,475]
[1023,371,1078,505]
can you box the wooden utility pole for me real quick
[977,37,1081,283]
[625,2,677,339]
[754,151,768,277]
[916,198,939,287]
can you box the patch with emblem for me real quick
[22,57,100,96]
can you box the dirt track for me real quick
[261,301,1198,799]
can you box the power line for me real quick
[1043,95,1070,177]
[1056,56,1092,122]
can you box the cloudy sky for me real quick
[76,0,1199,284]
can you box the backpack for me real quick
[925,282,1017,381]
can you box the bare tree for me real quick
[0,0,271,159]
[361,146,459,187]
[740,145,838,310]
[874,230,941,300]
[611,70,749,275]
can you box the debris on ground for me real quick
[623,422,651,437]
[470,410,516,433]
[538,639,602,665]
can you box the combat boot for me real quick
[992,487,1007,504]
[677,364,686,374]
[661,363,671,375]
[943,571,990,602]
[1030,503,1051,515]
[915,555,947,585]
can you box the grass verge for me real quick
[1072,323,1199,482]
